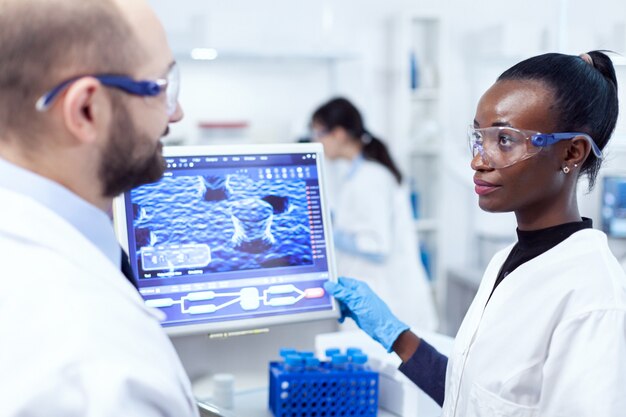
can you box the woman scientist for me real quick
[325,51,626,416]
[311,97,438,331]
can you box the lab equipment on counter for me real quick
[212,373,235,409]
[269,348,379,417]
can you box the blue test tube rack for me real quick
[269,349,379,417]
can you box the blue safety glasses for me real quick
[36,62,180,116]
[468,125,603,169]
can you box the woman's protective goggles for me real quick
[467,125,603,169]
[36,62,180,117]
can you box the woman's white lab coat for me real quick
[329,158,438,331]
[443,228,626,416]
[0,187,198,416]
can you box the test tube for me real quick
[350,353,368,371]
[279,348,297,359]
[330,354,348,371]
[324,348,341,358]
[304,357,321,372]
[346,347,362,360]
[284,354,304,373]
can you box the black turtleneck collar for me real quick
[490,217,593,298]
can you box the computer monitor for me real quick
[601,175,626,238]
[113,143,339,336]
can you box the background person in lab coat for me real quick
[311,97,438,331]
[0,0,198,415]
[325,51,626,416]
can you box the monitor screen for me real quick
[113,143,338,336]
[601,175,626,238]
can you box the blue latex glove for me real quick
[324,277,409,352]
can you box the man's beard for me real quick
[99,102,167,198]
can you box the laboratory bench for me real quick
[197,388,398,417]
[192,329,453,417]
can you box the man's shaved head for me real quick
[0,0,144,140]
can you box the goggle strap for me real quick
[95,75,163,97]
[532,132,603,159]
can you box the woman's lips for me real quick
[474,178,501,196]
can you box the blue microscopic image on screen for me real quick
[130,173,313,278]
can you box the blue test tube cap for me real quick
[331,354,348,365]
[346,347,363,357]
[279,348,297,358]
[305,357,320,367]
[351,353,368,365]
[325,348,341,358]
[285,354,304,366]
[299,351,315,358]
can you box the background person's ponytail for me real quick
[361,131,403,184]
[312,97,403,184]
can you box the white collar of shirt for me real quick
[345,153,364,180]
[0,157,121,267]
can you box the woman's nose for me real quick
[470,150,491,171]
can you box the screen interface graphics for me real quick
[123,152,333,328]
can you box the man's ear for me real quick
[61,77,108,144]
[564,135,592,167]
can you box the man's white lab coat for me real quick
[443,229,626,416]
[0,187,198,416]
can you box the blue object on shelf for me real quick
[410,184,420,219]
[269,360,379,417]
[410,51,419,90]
[420,242,432,280]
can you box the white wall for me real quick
[169,59,338,145]
[149,0,413,147]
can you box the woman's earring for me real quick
[563,166,571,174]
[574,163,578,168]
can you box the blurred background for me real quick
[149,0,626,335]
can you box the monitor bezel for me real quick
[113,143,339,337]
